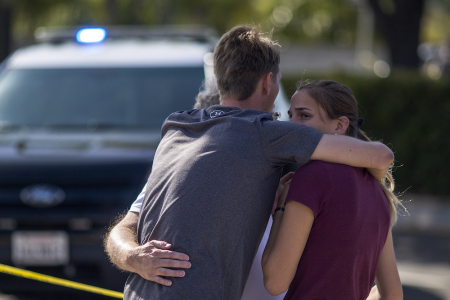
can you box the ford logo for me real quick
[20,184,66,208]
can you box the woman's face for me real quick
[288,90,338,135]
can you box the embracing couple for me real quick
[105,25,403,300]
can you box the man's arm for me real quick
[104,211,191,286]
[310,134,394,180]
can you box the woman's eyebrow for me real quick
[294,107,312,111]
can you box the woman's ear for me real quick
[334,116,350,135]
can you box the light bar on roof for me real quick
[76,28,107,43]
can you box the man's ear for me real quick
[334,116,350,135]
[262,72,273,95]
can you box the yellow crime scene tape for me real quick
[0,263,123,299]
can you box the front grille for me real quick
[0,161,151,227]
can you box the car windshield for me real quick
[0,67,204,129]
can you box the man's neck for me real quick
[221,94,268,112]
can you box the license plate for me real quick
[11,231,69,266]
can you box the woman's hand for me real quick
[365,285,380,300]
[273,172,295,213]
[278,179,291,207]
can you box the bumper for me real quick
[0,230,128,295]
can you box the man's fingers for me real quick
[144,241,190,261]
[156,258,191,269]
[140,268,187,286]
[149,240,172,249]
[157,267,187,277]
[149,276,173,287]
[156,249,190,261]
[142,245,190,261]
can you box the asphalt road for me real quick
[392,193,450,300]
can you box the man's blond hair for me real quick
[214,25,280,101]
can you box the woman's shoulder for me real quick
[292,161,335,187]
[297,160,356,173]
[294,161,362,185]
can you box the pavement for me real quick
[393,193,450,300]
[398,261,450,300]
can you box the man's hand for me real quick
[104,212,191,286]
[127,240,191,286]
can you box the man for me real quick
[107,79,286,299]
[107,25,393,300]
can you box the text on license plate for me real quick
[12,231,69,266]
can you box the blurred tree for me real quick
[155,0,175,24]
[103,0,154,25]
[0,0,12,62]
[272,0,357,44]
[105,0,120,24]
[366,0,425,68]
[12,0,80,42]
[421,0,450,43]
[2,0,449,70]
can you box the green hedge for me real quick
[281,73,450,196]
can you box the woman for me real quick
[262,80,403,300]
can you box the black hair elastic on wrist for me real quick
[358,118,364,128]
[273,207,285,216]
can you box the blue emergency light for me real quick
[76,28,107,43]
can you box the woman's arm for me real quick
[261,183,315,296]
[369,230,403,300]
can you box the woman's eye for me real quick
[301,114,309,118]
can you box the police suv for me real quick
[0,26,289,299]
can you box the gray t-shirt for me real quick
[124,105,323,300]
